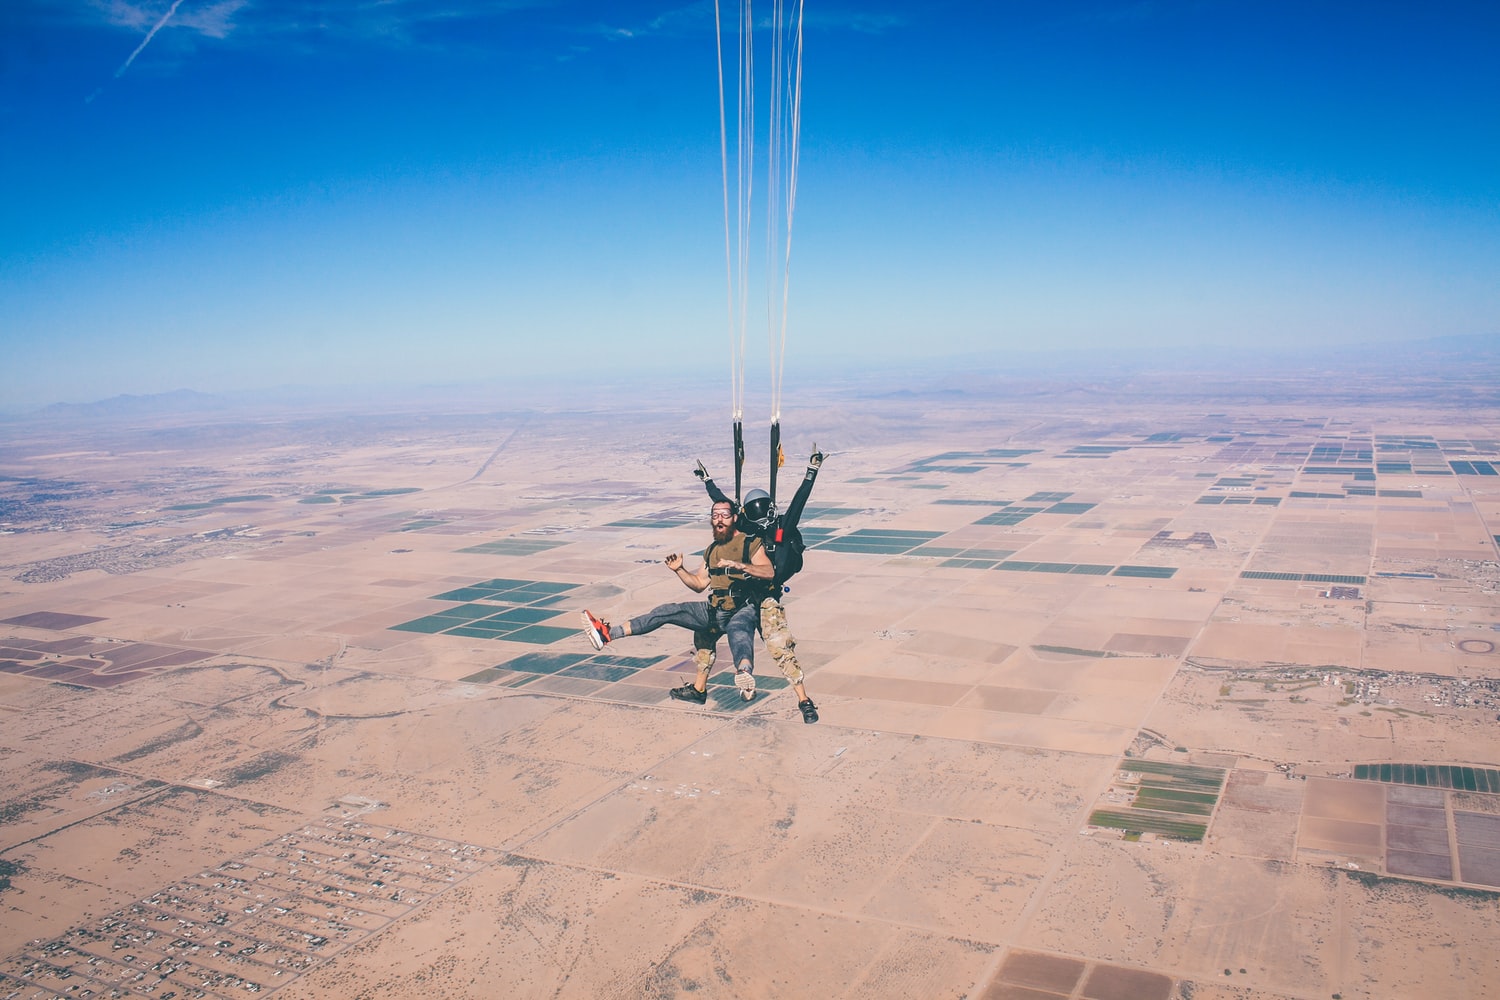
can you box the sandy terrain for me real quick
[1,372,1498,998]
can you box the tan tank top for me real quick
[705,534,764,611]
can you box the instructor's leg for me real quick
[761,597,818,723]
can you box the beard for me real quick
[711,520,734,543]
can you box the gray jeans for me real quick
[627,600,760,672]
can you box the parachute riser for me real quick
[768,419,781,507]
[733,420,746,505]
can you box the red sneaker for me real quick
[580,610,610,651]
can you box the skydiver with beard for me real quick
[580,499,772,704]
[693,448,823,724]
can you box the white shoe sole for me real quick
[580,611,604,651]
[735,671,756,701]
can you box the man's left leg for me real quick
[724,603,760,701]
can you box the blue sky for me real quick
[2,1,1497,406]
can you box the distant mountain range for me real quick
[892,331,1500,379]
[33,388,233,420]
[8,332,1496,422]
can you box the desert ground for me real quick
[1,367,1498,999]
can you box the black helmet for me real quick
[741,488,776,532]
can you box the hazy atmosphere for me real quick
[2,0,1497,406]
[5,7,1500,996]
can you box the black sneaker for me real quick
[669,682,707,704]
[798,698,819,724]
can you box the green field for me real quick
[1354,762,1500,792]
[1134,790,1216,816]
[1128,759,1228,788]
[390,577,581,644]
[1088,809,1208,841]
[1088,757,1227,841]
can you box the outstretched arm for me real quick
[695,460,733,507]
[779,448,823,529]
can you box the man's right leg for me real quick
[584,603,719,704]
[621,601,713,638]
[616,602,717,704]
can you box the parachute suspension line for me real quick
[716,0,756,503]
[715,1,801,507]
[742,4,756,389]
[714,0,737,425]
[736,0,755,502]
[779,0,804,424]
[767,0,803,425]
[766,0,803,505]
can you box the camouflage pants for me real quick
[758,597,804,686]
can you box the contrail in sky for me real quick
[115,0,190,78]
[87,0,189,103]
